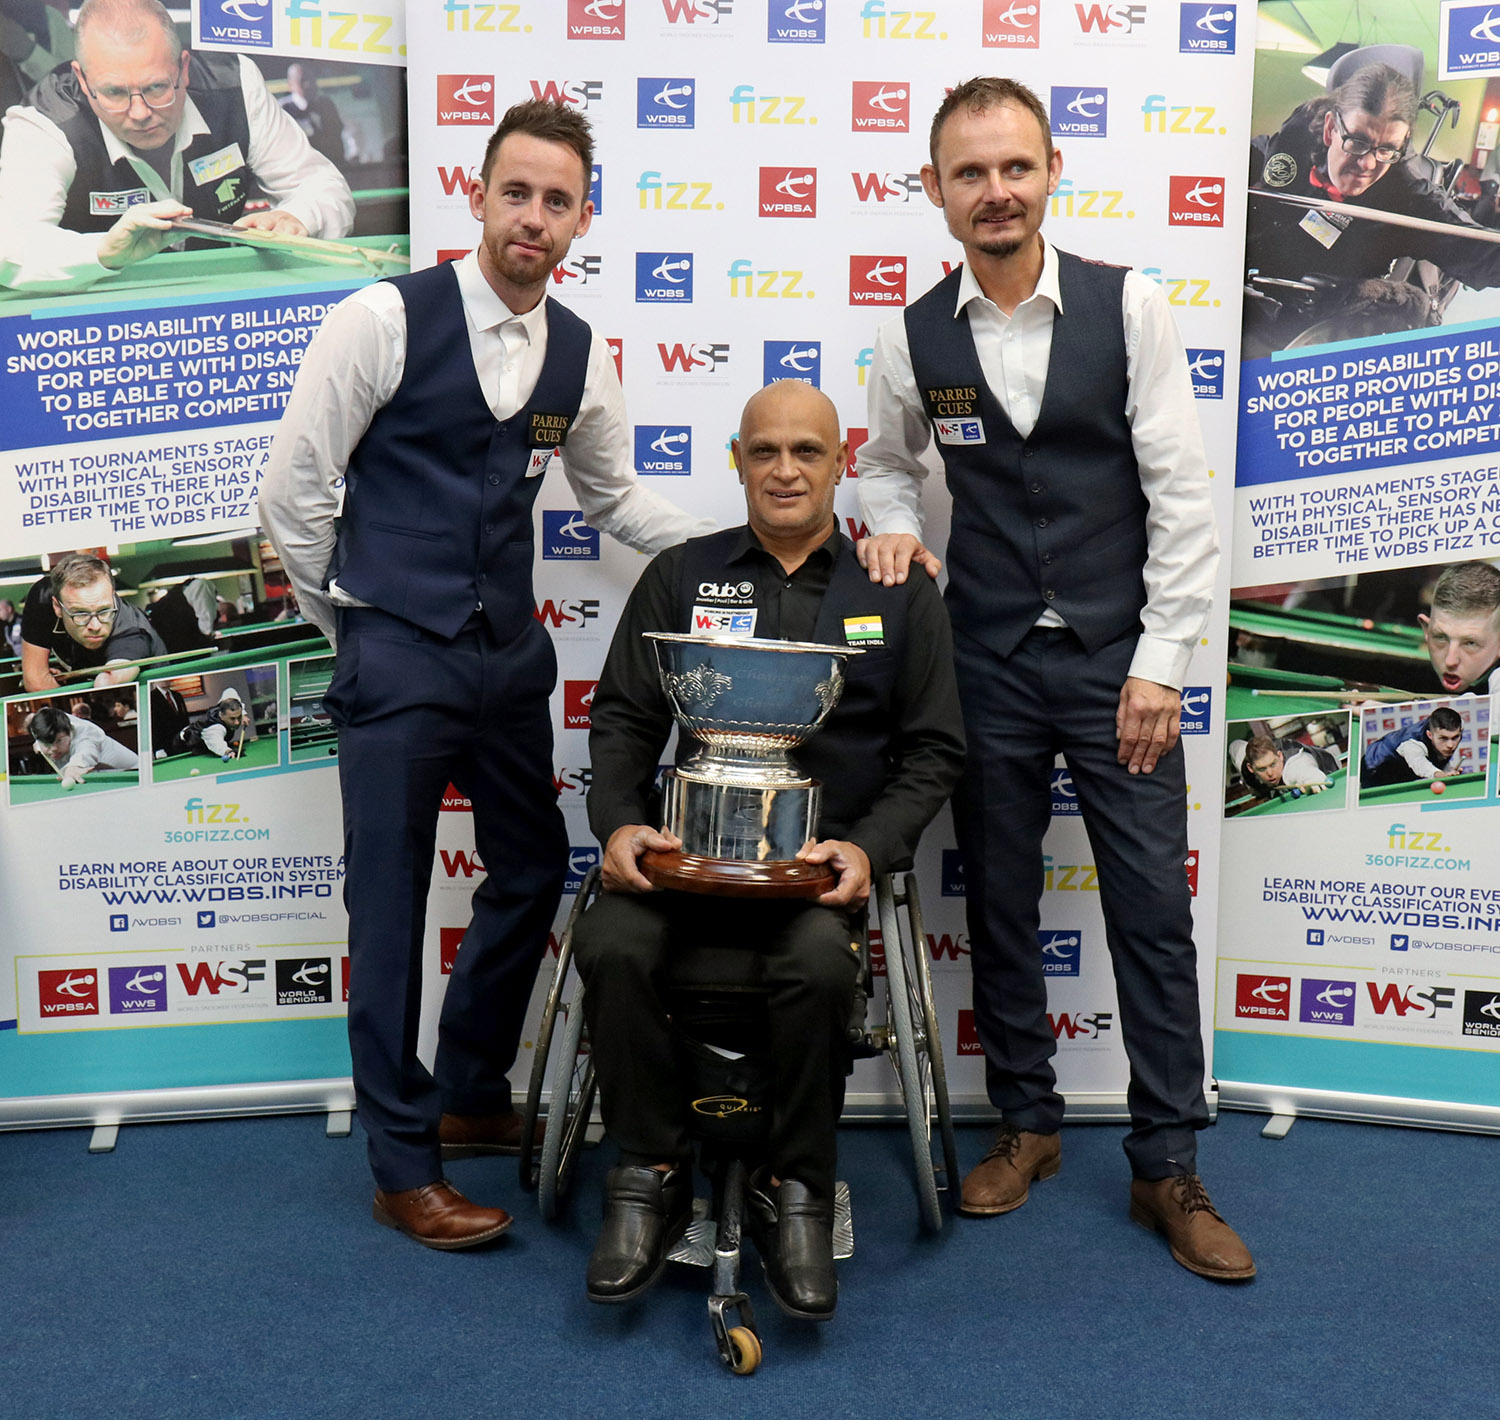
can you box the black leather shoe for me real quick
[586,1165,692,1304]
[746,1171,837,1321]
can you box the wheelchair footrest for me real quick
[833,1180,854,1261]
[669,1183,854,1264]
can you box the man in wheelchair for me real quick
[572,380,964,1319]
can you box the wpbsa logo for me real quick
[1235,974,1289,1020]
[440,783,473,812]
[440,927,464,975]
[38,967,99,1017]
[607,338,623,381]
[956,1008,984,1054]
[1168,175,1225,226]
[529,79,603,109]
[849,255,907,305]
[846,426,867,476]
[568,0,625,39]
[851,82,910,131]
[437,75,494,125]
[564,680,597,730]
[983,0,1041,46]
[759,167,817,218]
[851,170,924,204]
[1184,848,1199,896]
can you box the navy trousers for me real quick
[325,607,567,1191]
[953,625,1208,1179]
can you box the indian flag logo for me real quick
[843,615,883,643]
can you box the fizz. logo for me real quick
[542,510,600,559]
[1050,766,1079,816]
[658,341,730,374]
[1235,974,1290,1020]
[1142,95,1224,134]
[276,958,332,1006]
[851,171,924,203]
[638,77,695,127]
[769,0,825,42]
[983,0,1040,46]
[1366,982,1455,1018]
[1039,929,1082,977]
[637,171,720,211]
[636,251,694,302]
[1179,686,1212,734]
[39,968,99,1017]
[730,86,814,124]
[568,0,625,39]
[635,425,692,473]
[199,0,271,47]
[1179,3,1234,53]
[438,75,494,124]
[1050,179,1129,219]
[1186,348,1224,398]
[1052,86,1107,138]
[764,340,821,385]
[860,2,944,40]
[728,260,810,298]
[108,965,167,1015]
[1168,175,1224,226]
[565,846,601,893]
[1051,1010,1112,1041]
[849,255,906,305]
[564,681,597,730]
[1075,3,1145,34]
[1299,978,1356,1027]
[443,2,531,33]
[760,167,817,218]
[851,82,910,131]
[1141,266,1218,308]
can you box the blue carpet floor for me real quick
[4,1108,1493,1419]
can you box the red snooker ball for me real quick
[1431,780,1446,795]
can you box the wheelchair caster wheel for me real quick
[725,1326,762,1375]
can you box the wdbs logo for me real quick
[1180,3,1235,53]
[851,81,910,130]
[1442,4,1500,78]
[1186,348,1224,398]
[769,0,825,42]
[1299,978,1356,1027]
[1039,929,1081,977]
[108,965,168,1015]
[565,846,602,893]
[636,252,693,302]
[638,78,695,127]
[1050,766,1079,816]
[1179,686,1212,733]
[1051,86,1107,138]
[437,75,495,124]
[635,426,692,474]
[199,0,271,48]
[542,510,600,560]
[941,849,965,896]
[764,340,821,385]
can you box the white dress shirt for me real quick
[259,251,713,643]
[37,713,139,774]
[0,54,354,293]
[860,238,1219,690]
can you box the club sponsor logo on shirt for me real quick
[691,606,757,635]
[89,188,151,216]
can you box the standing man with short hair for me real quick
[859,77,1252,1280]
[260,98,711,1249]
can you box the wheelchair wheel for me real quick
[519,866,599,1192]
[725,1327,762,1376]
[898,872,960,1204]
[537,971,597,1222]
[875,875,942,1232]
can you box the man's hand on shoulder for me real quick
[235,209,310,238]
[797,838,871,908]
[856,533,941,587]
[97,199,192,270]
[1115,677,1181,775]
[601,823,683,893]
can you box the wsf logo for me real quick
[1179,3,1235,53]
[1076,2,1146,35]
[636,251,694,302]
[635,426,692,474]
[1442,4,1500,78]
[1179,686,1211,734]
[110,913,129,932]
[1039,929,1081,977]
[638,78,696,127]
[1186,347,1224,398]
[542,510,600,560]
[1051,86,1107,138]
[198,0,271,48]
[764,340,821,386]
[769,0,825,42]
[1050,766,1079,816]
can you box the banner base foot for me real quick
[1260,1113,1296,1140]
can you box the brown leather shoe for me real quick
[439,1110,541,1159]
[1129,1174,1256,1281]
[959,1123,1061,1216]
[372,1180,512,1250]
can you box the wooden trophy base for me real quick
[641,849,835,899]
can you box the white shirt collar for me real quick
[455,248,547,344]
[953,235,1065,316]
[98,91,211,170]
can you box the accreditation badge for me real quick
[934,417,986,445]
[1298,207,1351,250]
[690,606,757,636]
[89,188,150,216]
[526,448,554,478]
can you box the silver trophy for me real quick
[642,632,861,897]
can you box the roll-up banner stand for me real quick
[1217,0,1500,1130]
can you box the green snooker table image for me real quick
[150,733,279,783]
[289,722,338,762]
[1230,602,1428,661]
[0,237,408,317]
[1357,770,1489,806]
[1229,769,1349,819]
[1226,663,1419,720]
[7,767,139,805]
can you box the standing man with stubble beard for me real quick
[858,77,1254,1281]
[260,98,711,1250]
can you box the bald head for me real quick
[733,380,847,567]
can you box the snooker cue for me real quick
[52,646,218,681]
[166,217,410,273]
[1241,687,1418,703]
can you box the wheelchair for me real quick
[517,864,957,1375]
